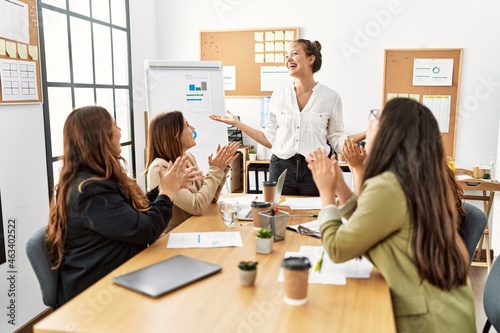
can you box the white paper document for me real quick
[287,219,321,238]
[278,246,373,285]
[166,232,243,248]
[413,58,454,86]
[280,197,322,210]
[422,95,451,133]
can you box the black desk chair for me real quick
[25,226,59,310]
[461,202,488,264]
[483,258,500,332]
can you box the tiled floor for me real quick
[470,261,498,333]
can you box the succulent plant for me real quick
[256,228,272,239]
[238,261,258,271]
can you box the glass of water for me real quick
[220,200,239,228]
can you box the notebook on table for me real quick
[238,169,287,220]
[112,255,222,298]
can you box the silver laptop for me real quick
[112,255,222,298]
[238,169,287,220]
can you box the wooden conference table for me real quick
[34,196,395,333]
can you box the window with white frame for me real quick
[38,0,134,191]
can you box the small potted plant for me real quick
[482,173,491,180]
[238,261,258,286]
[256,228,273,254]
[248,149,257,161]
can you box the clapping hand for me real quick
[208,141,240,170]
[158,157,203,199]
[306,148,345,207]
[342,138,365,170]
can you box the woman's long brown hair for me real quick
[46,106,149,269]
[143,111,184,175]
[363,98,469,290]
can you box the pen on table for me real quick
[197,234,200,243]
[314,251,324,273]
[289,214,318,218]
[240,222,253,226]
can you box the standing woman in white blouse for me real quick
[210,39,364,196]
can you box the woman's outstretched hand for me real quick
[209,110,239,126]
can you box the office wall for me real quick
[129,0,158,189]
[0,104,49,332]
[130,0,500,173]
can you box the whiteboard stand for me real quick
[144,60,228,174]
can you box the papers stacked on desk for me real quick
[278,245,373,285]
[166,232,243,248]
[280,197,322,210]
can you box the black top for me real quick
[57,172,172,305]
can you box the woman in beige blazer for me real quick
[307,98,475,332]
[144,111,240,233]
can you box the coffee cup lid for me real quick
[281,256,311,270]
[262,181,277,186]
[251,201,272,208]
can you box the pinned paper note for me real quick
[254,43,264,53]
[255,54,264,63]
[274,30,284,40]
[28,45,38,60]
[275,53,285,63]
[265,31,274,41]
[254,32,264,42]
[6,41,17,58]
[265,42,274,52]
[265,53,275,63]
[284,30,295,41]
[17,43,28,59]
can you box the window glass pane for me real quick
[93,23,112,84]
[115,89,130,142]
[68,0,90,16]
[91,0,110,23]
[96,88,114,117]
[71,17,94,84]
[120,144,133,178]
[42,0,66,9]
[48,87,73,157]
[110,0,127,28]
[52,160,63,187]
[42,9,70,82]
[112,29,128,85]
[74,87,95,108]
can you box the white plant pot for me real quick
[256,237,273,254]
[249,153,257,161]
[239,269,257,286]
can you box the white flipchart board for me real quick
[144,60,228,173]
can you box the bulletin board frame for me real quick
[200,27,299,97]
[383,48,463,158]
[0,0,42,104]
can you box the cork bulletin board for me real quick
[200,27,299,97]
[383,48,463,158]
[0,0,42,104]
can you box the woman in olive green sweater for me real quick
[307,98,475,332]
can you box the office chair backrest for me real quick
[25,226,59,309]
[483,258,500,332]
[460,202,488,264]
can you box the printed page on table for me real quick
[277,246,373,285]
